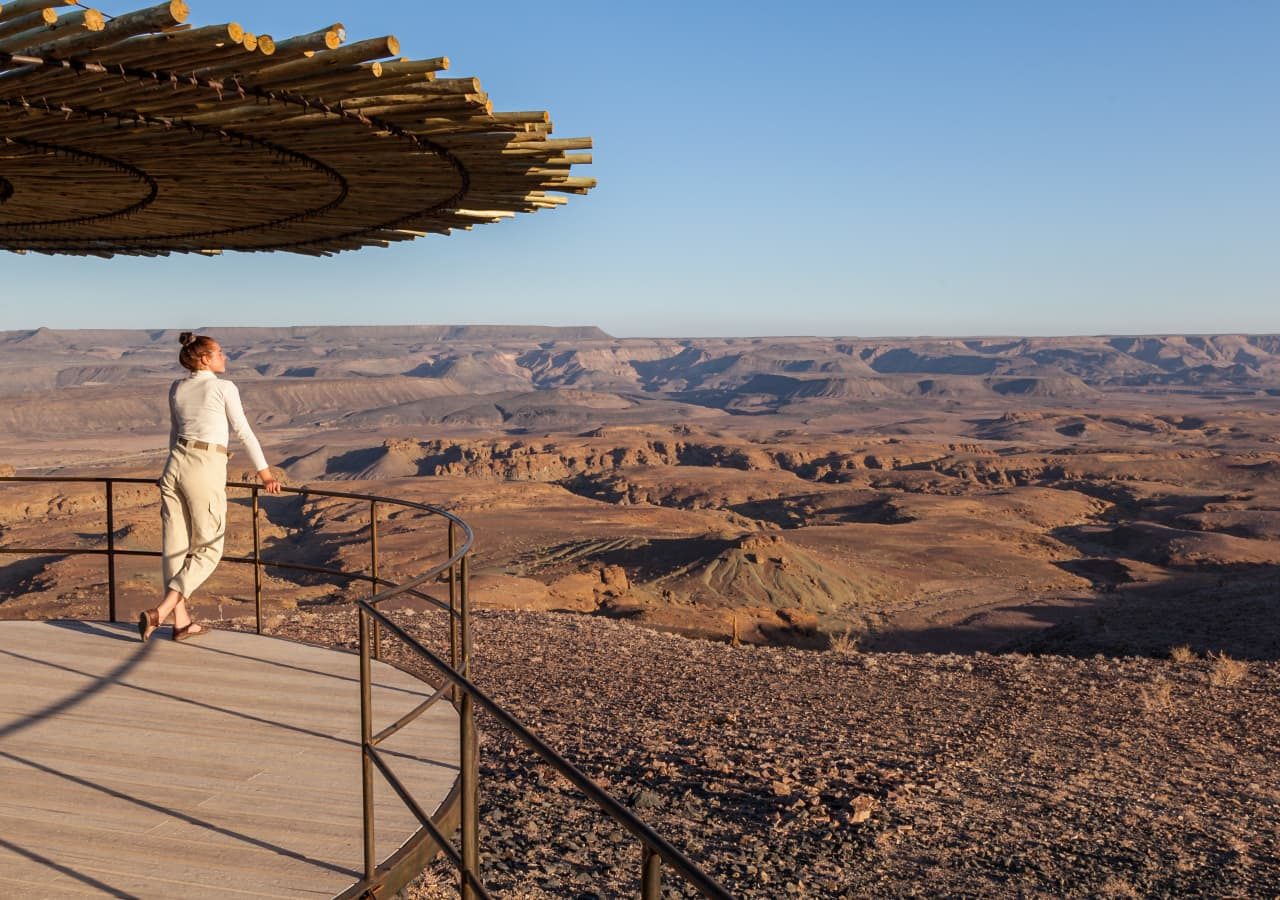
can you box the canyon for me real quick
[1,327,1278,659]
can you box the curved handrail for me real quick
[0,475,471,624]
[0,474,473,582]
[0,474,734,899]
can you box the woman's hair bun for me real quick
[178,331,195,347]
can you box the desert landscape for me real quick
[3,326,1279,659]
[2,326,1278,895]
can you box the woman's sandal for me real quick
[173,623,209,642]
[137,608,160,642]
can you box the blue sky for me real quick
[2,0,1277,336]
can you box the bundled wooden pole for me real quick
[0,9,105,54]
[267,25,344,62]
[244,35,400,86]
[70,22,242,67]
[0,8,58,42]
[26,1,189,58]
[0,0,76,26]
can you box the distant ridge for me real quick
[0,325,614,346]
[3,331,1279,413]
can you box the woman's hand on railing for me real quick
[258,468,283,495]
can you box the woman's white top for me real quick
[169,370,270,472]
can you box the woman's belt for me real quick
[176,437,230,455]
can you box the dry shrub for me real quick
[1169,644,1197,663]
[1208,651,1248,687]
[1099,877,1141,898]
[1140,679,1173,712]
[828,628,860,656]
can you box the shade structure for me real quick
[0,1,595,257]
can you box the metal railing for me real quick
[0,475,733,899]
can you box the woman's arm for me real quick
[168,382,179,449]
[222,382,281,493]
[256,468,282,494]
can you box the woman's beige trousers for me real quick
[159,444,228,598]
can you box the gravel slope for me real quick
[276,609,1279,898]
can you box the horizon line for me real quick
[3,325,1280,342]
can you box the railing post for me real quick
[251,486,262,635]
[370,500,380,661]
[358,606,376,884]
[459,552,480,898]
[448,521,459,676]
[642,845,662,899]
[104,480,116,623]
[460,554,471,678]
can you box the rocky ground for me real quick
[274,607,1280,898]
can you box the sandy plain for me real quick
[1,326,1278,895]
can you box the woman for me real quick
[138,333,281,642]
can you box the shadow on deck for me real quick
[0,620,459,899]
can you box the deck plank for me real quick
[0,621,460,899]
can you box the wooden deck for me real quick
[0,620,460,899]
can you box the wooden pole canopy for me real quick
[0,2,595,257]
